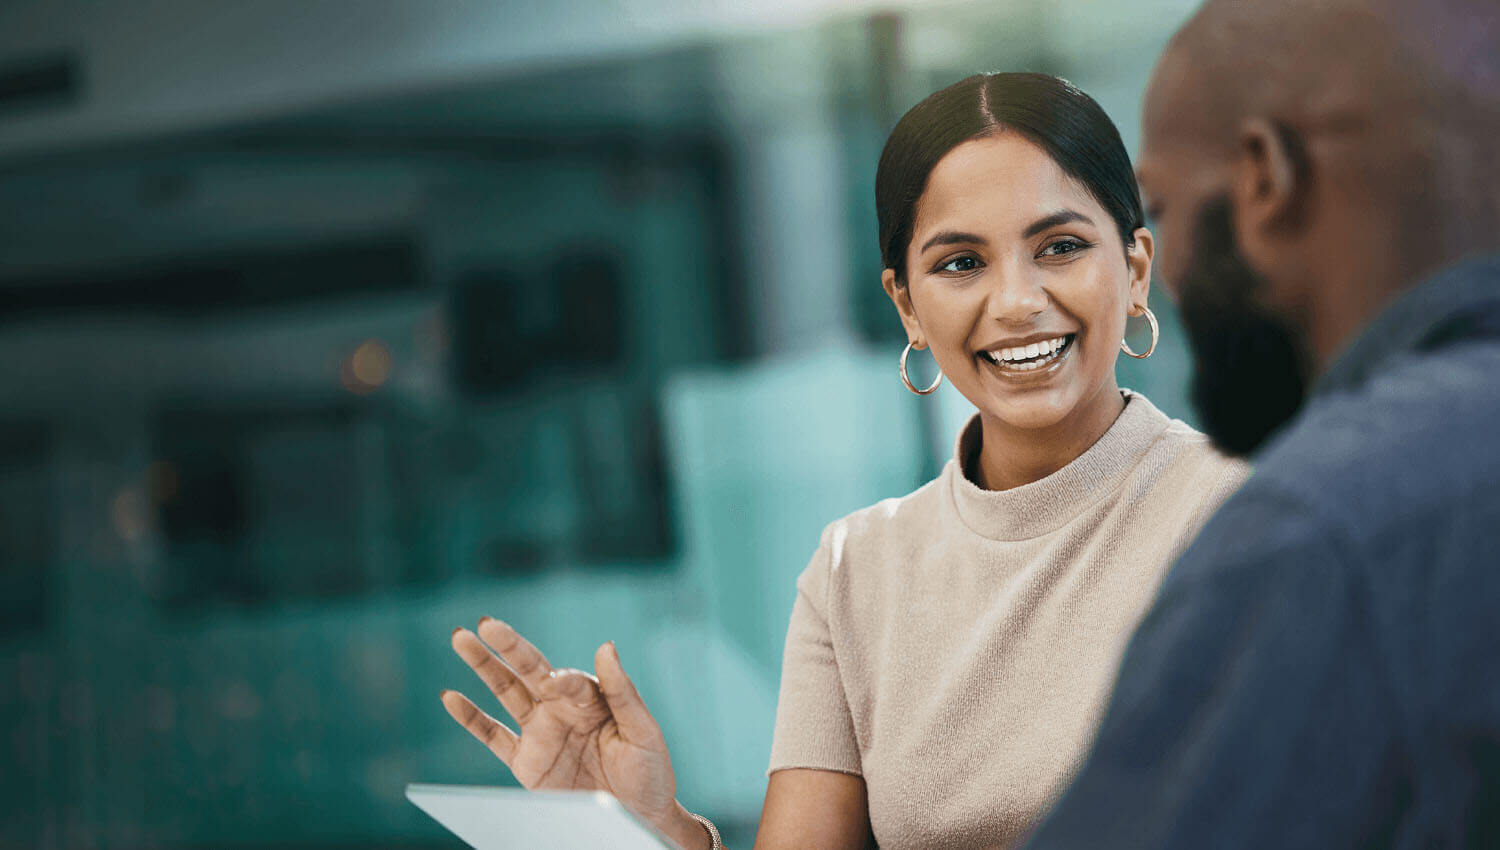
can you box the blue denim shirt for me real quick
[1025,255,1500,849]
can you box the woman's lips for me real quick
[978,333,1076,374]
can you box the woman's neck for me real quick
[969,384,1127,491]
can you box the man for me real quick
[1026,0,1500,846]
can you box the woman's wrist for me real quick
[659,799,718,850]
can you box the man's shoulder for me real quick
[1234,336,1500,558]
[1263,338,1500,488]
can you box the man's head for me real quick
[1139,0,1500,455]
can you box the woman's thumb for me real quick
[594,642,664,748]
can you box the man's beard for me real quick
[1175,198,1310,457]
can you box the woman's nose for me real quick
[984,268,1048,323]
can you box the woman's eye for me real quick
[1041,238,1089,258]
[939,255,981,273]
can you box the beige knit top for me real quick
[767,392,1249,849]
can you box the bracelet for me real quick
[687,812,724,850]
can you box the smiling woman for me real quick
[879,73,1155,482]
[887,130,1149,485]
[440,72,1250,850]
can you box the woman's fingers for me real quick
[441,689,520,765]
[451,627,536,725]
[476,617,556,696]
[594,642,665,749]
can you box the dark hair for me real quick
[876,72,1144,285]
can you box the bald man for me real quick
[1026,1,1500,847]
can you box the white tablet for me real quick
[406,783,674,849]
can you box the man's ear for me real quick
[882,268,925,346]
[1231,118,1309,267]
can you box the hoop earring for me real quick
[1120,306,1159,359]
[900,341,943,395]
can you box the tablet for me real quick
[406,783,674,849]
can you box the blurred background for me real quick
[0,0,1204,847]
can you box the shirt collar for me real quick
[1314,253,1500,398]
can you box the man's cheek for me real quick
[1146,223,1182,299]
[1156,256,1186,301]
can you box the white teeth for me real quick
[984,335,1071,369]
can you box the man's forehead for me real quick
[1142,44,1212,139]
[1136,66,1186,187]
[1139,46,1244,184]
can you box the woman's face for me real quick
[884,133,1153,432]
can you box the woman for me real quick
[441,72,1247,849]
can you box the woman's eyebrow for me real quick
[919,230,988,254]
[1023,209,1094,238]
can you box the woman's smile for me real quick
[976,333,1078,380]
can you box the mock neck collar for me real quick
[946,391,1173,541]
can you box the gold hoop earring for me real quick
[900,341,943,395]
[1120,306,1159,359]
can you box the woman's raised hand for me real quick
[441,618,704,847]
